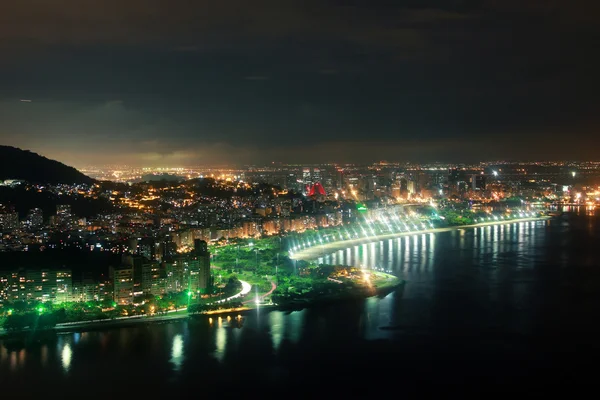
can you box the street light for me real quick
[187,290,193,308]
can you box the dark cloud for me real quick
[0,1,599,166]
[0,1,427,50]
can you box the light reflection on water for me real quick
[171,334,183,370]
[321,220,550,281]
[41,344,48,366]
[0,343,7,364]
[269,311,284,352]
[7,349,27,372]
[61,343,72,372]
[286,310,304,345]
[214,325,226,362]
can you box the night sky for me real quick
[1,1,599,167]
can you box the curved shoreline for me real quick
[291,216,552,261]
[1,273,403,338]
[2,218,548,338]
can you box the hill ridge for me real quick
[0,145,95,185]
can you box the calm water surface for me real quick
[2,211,600,394]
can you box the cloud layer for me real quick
[1,1,599,166]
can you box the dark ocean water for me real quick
[2,210,600,395]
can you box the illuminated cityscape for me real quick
[1,160,598,304]
[2,0,600,394]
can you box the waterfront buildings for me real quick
[0,268,72,302]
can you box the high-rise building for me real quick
[242,220,260,237]
[0,205,19,231]
[312,168,322,183]
[285,173,302,192]
[407,181,416,196]
[470,174,486,191]
[302,168,312,185]
[164,261,184,293]
[3,268,72,303]
[142,262,164,296]
[335,169,344,190]
[138,238,157,260]
[5,270,27,301]
[55,204,72,227]
[157,239,178,262]
[25,208,44,229]
[121,254,146,295]
[55,270,72,303]
[110,266,134,305]
[72,273,104,302]
[448,168,464,184]
[193,239,211,293]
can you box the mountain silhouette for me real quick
[0,146,94,185]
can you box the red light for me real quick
[307,182,326,197]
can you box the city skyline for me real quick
[6,144,600,173]
[2,1,599,167]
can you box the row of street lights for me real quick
[288,210,540,257]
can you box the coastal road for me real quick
[52,279,254,330]
[291,216,551,261]
[214,280,252,304]
[243,281,276,304]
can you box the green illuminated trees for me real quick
[2,312,57,332]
